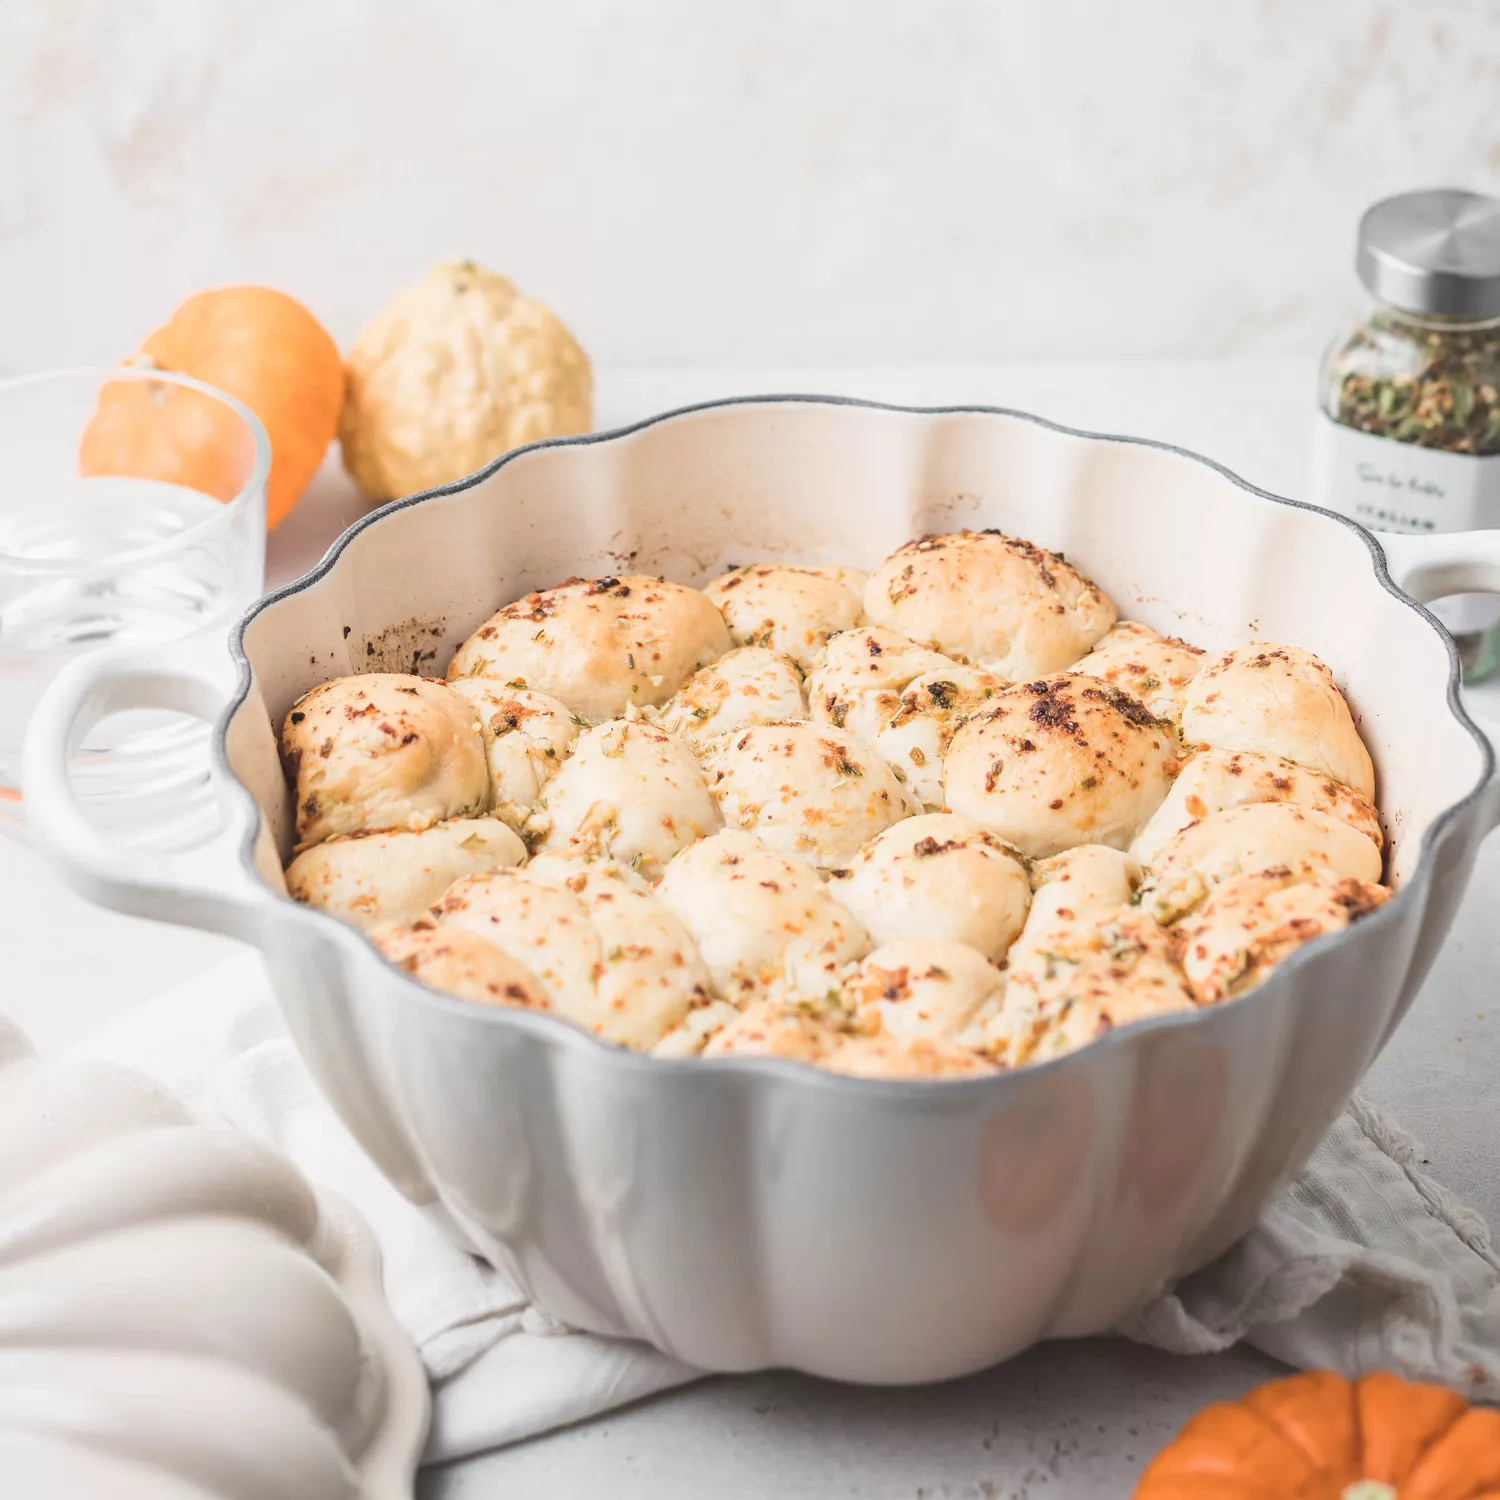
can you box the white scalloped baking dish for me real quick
[24,396,1500,1383]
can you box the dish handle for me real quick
[1381,528,1500,829]
[21,638,268,942]
[1381,528,1500,614]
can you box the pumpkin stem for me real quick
[1341,1484,1397,1500]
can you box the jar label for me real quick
[1310,413,1500,633]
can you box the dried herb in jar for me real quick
[1312,188,1500,681]
[1324,311,1500,456]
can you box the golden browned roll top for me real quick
[863,530,1116,679]
[282,674,490,849]
[447,574,731,721]
[703,720,921,871]
[703,563,867,671]
[1180,642,1376,798]
[943,674,1180,858]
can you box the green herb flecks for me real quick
[1324,310,1500,455]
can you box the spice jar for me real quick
[1313,188,1500,680]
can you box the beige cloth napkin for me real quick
[79,953,1499,1463]
[1121,1094,1500,1401]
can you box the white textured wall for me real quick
[3,0,1499,368]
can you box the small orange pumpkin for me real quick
[1134,1370,1500,1499]
[80,286,344,530]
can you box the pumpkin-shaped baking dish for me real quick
[23,396,1500,1384]
[0,1015,427,1499]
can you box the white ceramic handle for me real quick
[1380,527,1500,606]
[1381,528,1500,832]
[21,641,266,941]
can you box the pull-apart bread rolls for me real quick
[1071,620,1206,723]
[1174,867,1391,1004]
[281,525,1394,1079]
[445,679,580,830]
[829,813,1030,963]
[874,666,1007,811]
[1180,642,1375,799]
[1131,746,1381,867]
[283,674,490,849]
[448,574,731,721]
[655,830,870,1003]
[944,675,1179,857]
[651,646,807,750]
[703,720,919,871]
[703,564,866,671]
[863,530,1116,679]
[528,719,721,879]
[286,818,524,928]
[806,627,960,744]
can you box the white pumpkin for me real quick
[340,259,592,502]
[0,1016,427,1500]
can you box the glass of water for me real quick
[0,367,269,837]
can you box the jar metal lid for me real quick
[1356,188,1500,319]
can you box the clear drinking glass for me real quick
[0,367,269,837]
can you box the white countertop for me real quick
[7,361,1498,1498]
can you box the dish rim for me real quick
[218,393,1496,1097]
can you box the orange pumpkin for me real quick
[79,286,344,530]
[1134,1370,1500,1499]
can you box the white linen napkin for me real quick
[77,951,1500,1464]
[73,950,696,1464]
